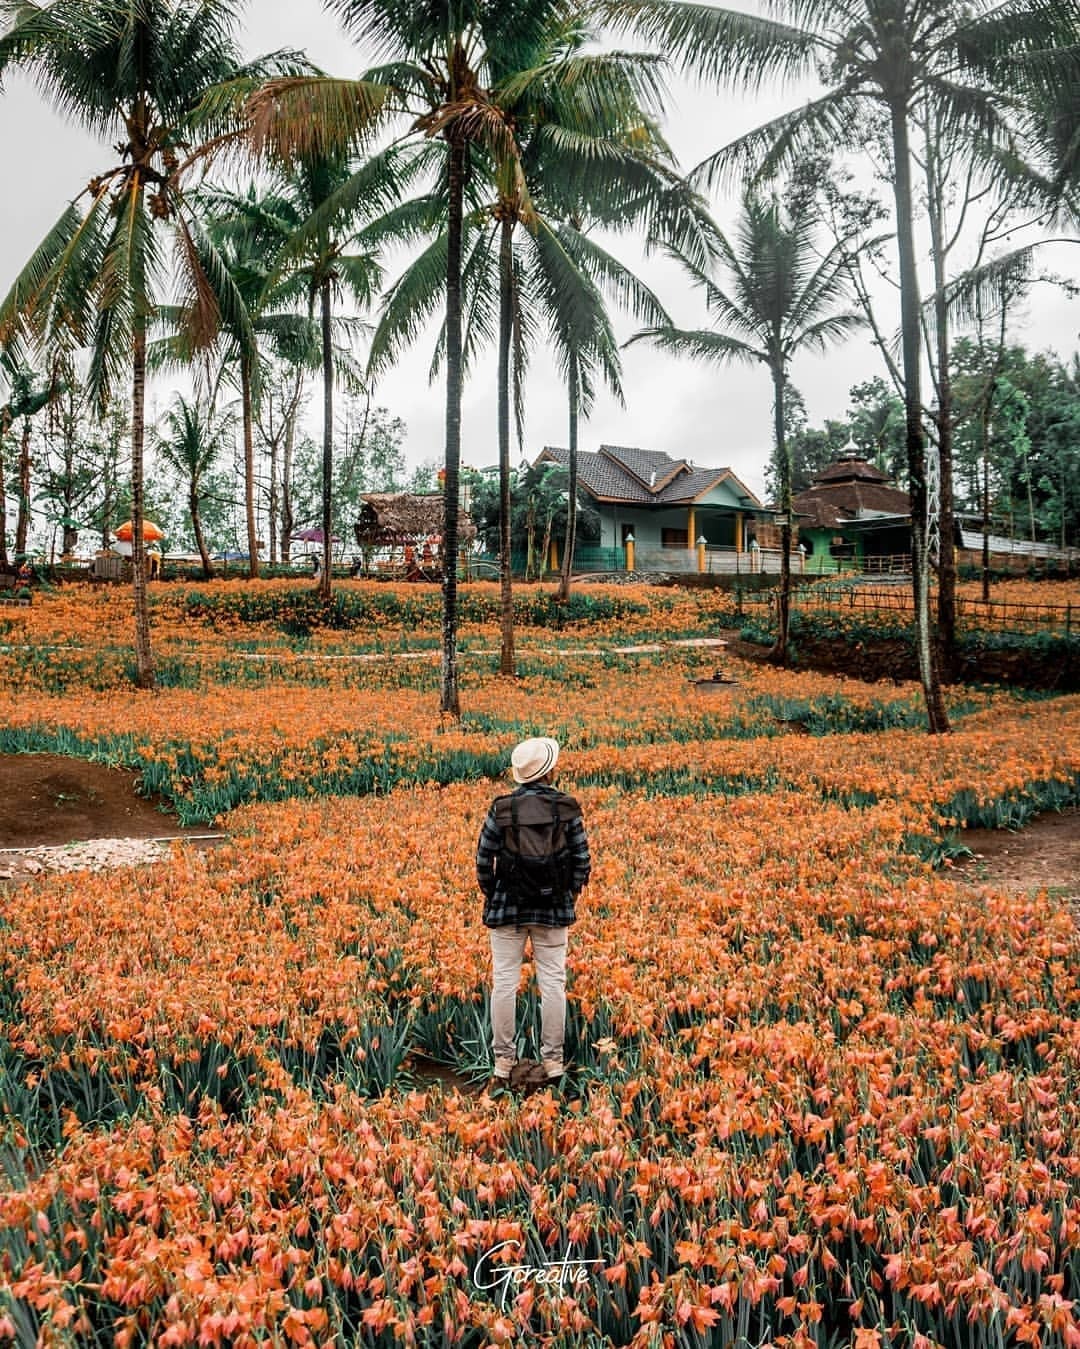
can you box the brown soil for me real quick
[0,753,204,849]
[4,753,1076,899]
[949,807,1080,898]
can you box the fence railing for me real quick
[741,582,1076,635]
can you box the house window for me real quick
[661,528,689,548]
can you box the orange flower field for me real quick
[1,581,1079,1347]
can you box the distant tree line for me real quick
[1,0,1076,730]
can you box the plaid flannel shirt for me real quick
[476,784,591,929]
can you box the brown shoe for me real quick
[521,1061,554,1092]
[508,1059,537,1092]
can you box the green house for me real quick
[537,444,764,569]
[791,456,912,574]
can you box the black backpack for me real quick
[494,791,576,907]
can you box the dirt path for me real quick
[949,807,1080,900]
[0,754,219,881]
[2,753,1077,891]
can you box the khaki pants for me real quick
[489,925,568,1079]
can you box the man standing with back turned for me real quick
[476,737,591,1093]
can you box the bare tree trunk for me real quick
[890,102,949,733]
[558,354,580,603]
[241,356,259,579]
[15,421,31,556]
[926,131,957,679]
[268,419,278,566]
[319,275,334,600]
[981,413,992,603]
[497,213,515,676]
[770,367,792,665]
[131,320,156,690]
[440,124,465,717]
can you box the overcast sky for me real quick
[1,1,1077,500]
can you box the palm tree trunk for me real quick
[540,513,553,581]
[0,408,9,567]
[319,276,334,600]
[497,213,515,677]
[889,102,949,734]
[15,422,31,557]
[770,367,792,665]
[191,482,213,579]
[241,356,259,579]
[558,353,580,603]
[281,383,298,565]
[131,319,156,690]
[525,500,536,581]
[440,127,466,717]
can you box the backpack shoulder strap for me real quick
[553,792,583,821]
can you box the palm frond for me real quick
[930,245,1038,332]
[593,0,820,88]
[367,232,450,377]
[557,224,669,327]
[625,324,762,367]
[246,76,393,164]
[172,215,227,356]
[0,199,91,348]
[690,89,862,194]
[264,142,426,285]
[789,311,866,356]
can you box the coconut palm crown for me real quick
[0,0,300,686]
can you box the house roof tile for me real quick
[792,477,911,529]
[540,445,763,509]
[540,446,654,501]
[812,456,891,485]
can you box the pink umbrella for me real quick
[291,528,342,543]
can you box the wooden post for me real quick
[625,532,635,572]
[735,511,743,553]
[696,535,706,573]
[687,507,696,551]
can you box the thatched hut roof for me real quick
[353,492,477,546]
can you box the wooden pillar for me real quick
[696,536,706,573]
[625,532,635,571]
[687,506,696,550]
[735,511,744,553]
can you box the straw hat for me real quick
[510,737,559,784]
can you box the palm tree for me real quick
[255,151,410,599]
[153,394,231,578]
[163,179,357,584]
[367,24,676,675]
[604,0,1075,729]
[249,0,569,713]
[0,351,54,563]
[152,202,264,577]
[0,0,294,688]
[630,193,863,664]
[546,163,717,601]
